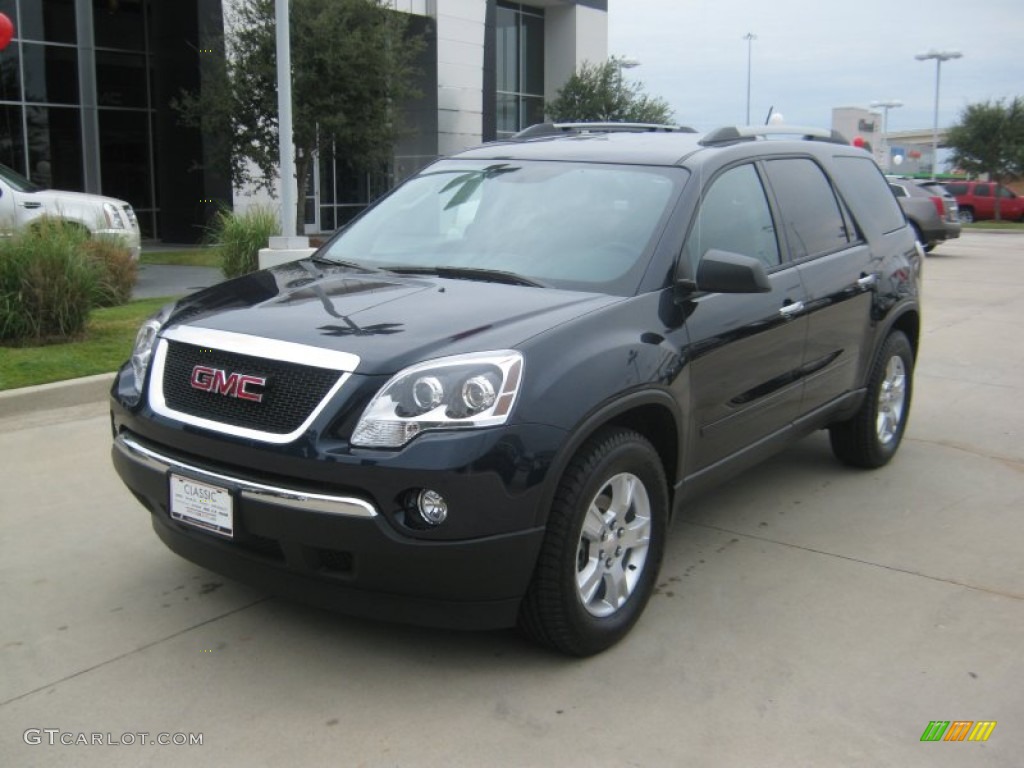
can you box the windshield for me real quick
[319,159,685,295]
[0,163,42,193]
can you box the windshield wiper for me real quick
[386,265,547,288]
[308,254,384,273]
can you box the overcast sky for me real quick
[607,0,1023,135]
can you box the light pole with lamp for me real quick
[870,99,902,172]
[612,56,640,119]
[743,33,757,125]
[915,49,962,180]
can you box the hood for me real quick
[165,260,619,375]
[32,188,131,208]
[21,188,134,228]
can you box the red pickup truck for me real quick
[942,181,1024,223]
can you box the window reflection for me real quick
[21,44,79,104]
[495,2,544,138]
[12,0,76,44]
[93,0,145,51]
[0,104,26,174]
[26,105,83,189]
[97,50,148,107]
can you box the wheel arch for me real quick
[888,308,920,360]
[533,391,682,528]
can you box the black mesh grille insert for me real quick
[161,340,342,434]
[317,548,354,574]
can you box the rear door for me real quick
[761,156,880,414]
[681,162,808,471]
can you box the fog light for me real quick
[416,489,448,526]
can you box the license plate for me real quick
[170,474,233,538]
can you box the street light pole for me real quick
[743,33,757,125]
[915,49,962,180]
[870,100,903,172]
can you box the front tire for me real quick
[829,330,914,468]
[518,427,668,656]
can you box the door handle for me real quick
[779,301,804,318]
[21,201,42,209]
[857,273,878,290]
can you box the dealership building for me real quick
[0,0,607,242]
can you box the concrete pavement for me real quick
[1,231,1021,766]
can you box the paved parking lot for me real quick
[1,231,1022,766]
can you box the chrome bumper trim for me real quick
[115,434,378,518]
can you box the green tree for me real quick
[546,59,674,124]
[175,0,425,234]
[946,97,1024,219]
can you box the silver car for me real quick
[889,178,961,252]
[0,163,142,259]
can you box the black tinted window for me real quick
[684,163,780,271]
[945,183,967,195]
[764,158,851,259]
[975,184,991,197]
[833,156,905,235]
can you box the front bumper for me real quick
[111,425,552,630]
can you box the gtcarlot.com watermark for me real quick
[24,729,203,747]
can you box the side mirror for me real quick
[690,249,771,294]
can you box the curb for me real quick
[0,373,114,419]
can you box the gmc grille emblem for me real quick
[190,365,266,403]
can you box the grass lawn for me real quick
[141,248,222,268]
[0,297,173,391]
[963,220,1024,231]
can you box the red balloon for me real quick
[852,136,865,148]
[0,13,13,51]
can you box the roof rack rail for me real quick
[700,125,850,147]
[513,122,697,139]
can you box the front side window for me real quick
[684,163,780,273]
[321,160,685,295]
[763,158,851,260]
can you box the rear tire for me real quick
[958,208,974,224]
[829,331,914,468]
[518,427,668,656]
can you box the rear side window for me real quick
[975,184,991,197]
[763,158,851,259]
[945,182,967,195]
[832,156,906,235]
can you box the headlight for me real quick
[351,351,524,448]
[103,202,125,229]
[130,303,175,391]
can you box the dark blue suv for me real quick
[112,123,922,655]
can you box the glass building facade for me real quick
[0,0,228,241]
[495,2,544,138]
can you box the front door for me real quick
[680,162,808,471]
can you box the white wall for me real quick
[434,0,486,155]
[543,2,608,105]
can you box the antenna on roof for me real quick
[763,106,774,126]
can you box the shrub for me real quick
[208,206,280,279]
[0,220,97,343]
[85,238,138,307]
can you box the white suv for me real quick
[0,163,141,259]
